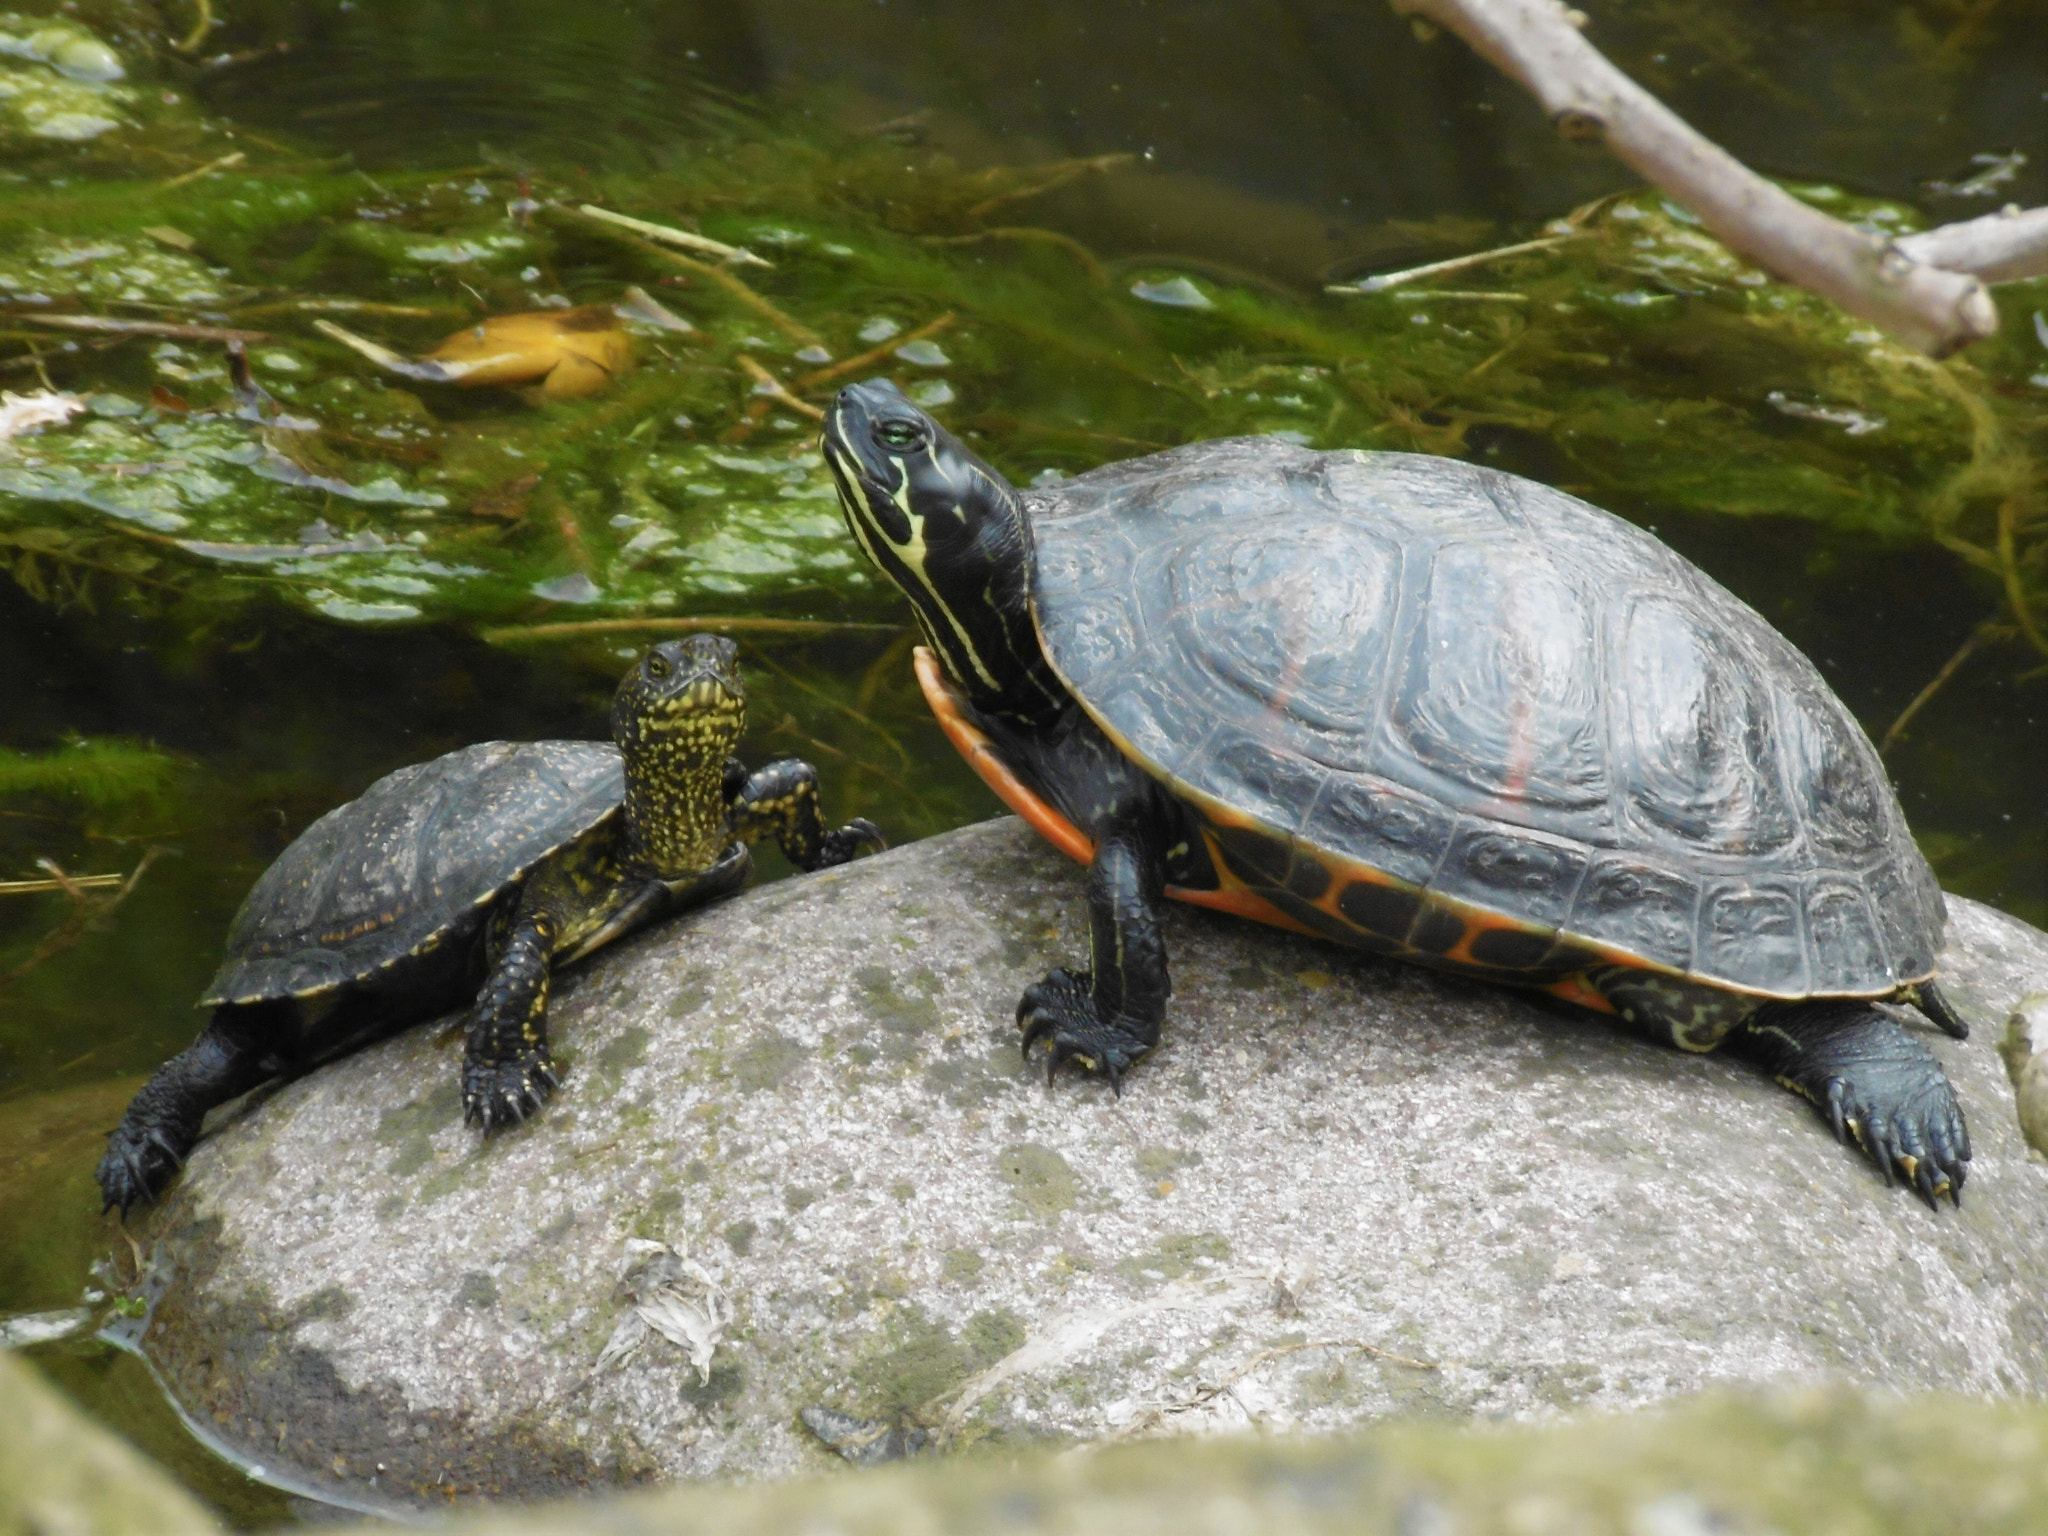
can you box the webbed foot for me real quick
[462,1050,558,1131]
[1017,968,1154,1091]
[95,1120,193,1217]
[1731,1002,1969,1208]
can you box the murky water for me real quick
[2,0,2044,1524]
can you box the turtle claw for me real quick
[96,1121,192,1218]
[462,1051,557,1132]
[1017,968,1151,1089]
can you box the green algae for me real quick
[2,61,2042,658]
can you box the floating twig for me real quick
[1390,288,1531,302]
[554,207,821,348]
[1880,618,2014,754]
[794,313,957,393]
[0,873,125,896]
[1327,233,1581,295]
[174,0,215,53]
[736,356,825,421]
[17,314,269,344]
[160,149,244,190]
[481,617,905,645]
[0,848,166,989]
[922,228,1108,285]
[574,204,771,268]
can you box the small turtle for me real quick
[823,384,1971,1205]
[97,635,882,1214]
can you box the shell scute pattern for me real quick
[1030,441,1942,998]
[202,741,624,1006]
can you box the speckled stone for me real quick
[132,817,2048,1514]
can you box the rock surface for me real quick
[314,1389,2048,1536]
[131,817,2048,1512]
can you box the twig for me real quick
[1391,289,1530,302]
[0,849,166,989]
[573,204,771,268]
[553,207,820,348]
[160,150,244,190]
[16,314,269,344]
[921,228,1109,285]
[310,318,469,383]
[0,873,125,896]
[1098,1339,1436,1445]
[964,153,1135,221]
[1880,620,2014,753]
[794,313,957,393]
[481,617,905,645]
[1898,204,2048,285]
[1387,0,2017,356]
[173,0,214,53]
[736,356,825,421]
[1326,233,1581,294]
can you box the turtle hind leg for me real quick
[97,1005,275,1216]
[462,911,560,1131]
[1723,1000,1970,1208]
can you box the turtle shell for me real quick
[202,740,624,1007]
[1025,439,1944,1000]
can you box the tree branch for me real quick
[1389,0,2048,356]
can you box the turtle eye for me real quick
[647,654,670,680]
[874,418,925,452]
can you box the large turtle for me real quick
[97,635,883,1214]
[822,382,1972,1206]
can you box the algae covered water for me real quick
[0,0,2044,1522]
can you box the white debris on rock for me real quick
[595,1239,734,1386]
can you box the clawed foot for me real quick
[1822,1069,1970,1209]
[462,1051,559,1131]
[96,1121,192,1217]
[812,818,887,870]
[1017,968,1153,1092]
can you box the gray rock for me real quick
[131,817,2048,1513]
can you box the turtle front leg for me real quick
[1019,829,1169,1091]
[98,1006,274,1215]
[725,757,884,871]
[1723,1000,1970,1207]
[462,909,560,1130]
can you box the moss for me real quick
[996,1142,1079,1217]
[722,1219,757,1257]
[1116,1233,1232,1284]
[941,1248,985,1284]
[728,1031,806,1093]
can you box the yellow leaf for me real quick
[424,305,633,396]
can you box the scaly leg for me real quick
[1723,1000,1970,1206]
[98,1006,275,1215]
[462,909,560,1130]
[1017,829,1169,1091]
[726,757,884,871]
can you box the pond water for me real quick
[0,0,2043,1523]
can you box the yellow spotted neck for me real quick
[618,698,743,876]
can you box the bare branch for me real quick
[1898,205,2048,286]
[1389,0,2018,357]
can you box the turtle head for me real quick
[611,634,747,766]
[822,381,1065,723]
